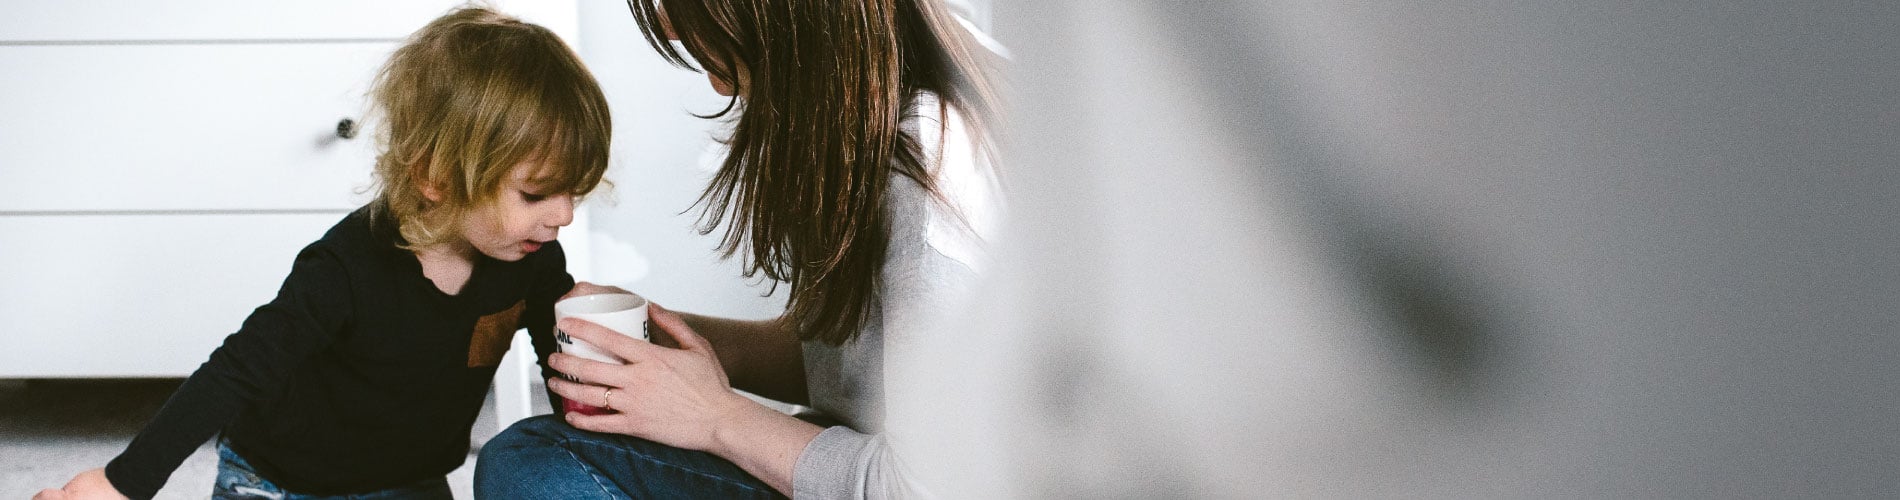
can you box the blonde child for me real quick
[36,7,610,499]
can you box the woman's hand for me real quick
[34,468,128,500]
[563,281,631,300]
[546,302,756,453]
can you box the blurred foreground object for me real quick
[891,2,1900,498]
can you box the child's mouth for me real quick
[521,240,544,253]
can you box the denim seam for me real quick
[557,435,773,497]
[552,442,624,499]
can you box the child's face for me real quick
[459,162,576,262]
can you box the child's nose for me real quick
[547,195,576,227]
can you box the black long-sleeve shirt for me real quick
[104,205,572,498]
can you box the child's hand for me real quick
[34,468,128,500]
[563,281,631,300]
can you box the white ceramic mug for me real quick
[553,293,649,366]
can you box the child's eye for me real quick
[521,191,547,202]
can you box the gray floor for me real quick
[0,379,539,499]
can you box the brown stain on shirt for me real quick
[468,300,524,367]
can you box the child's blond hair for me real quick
[368,6,611,249]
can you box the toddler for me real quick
[37,7,610,499]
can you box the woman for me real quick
[474,0,1002,498]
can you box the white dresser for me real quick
[0,1,581,380]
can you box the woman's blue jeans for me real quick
[474,415,784,499]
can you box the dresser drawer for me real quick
[0,1,464,42]
[0,43,389,212]
[0,212,348,377]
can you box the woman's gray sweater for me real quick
[792,93,1000,499]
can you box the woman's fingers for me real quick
[557,318,663,362]
[649,303,715,354]
[547,378,619,416]
[548,377,636,431]
[546,376,610,406]
[546,352,631,388]
[564,410,618,433]
[544,376,584,400]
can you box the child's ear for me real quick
[411,162,444,203]
[420,182,445,203]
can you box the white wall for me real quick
[570,3,785,320]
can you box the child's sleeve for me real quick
[103,243,355,500]
[523,240,576,412]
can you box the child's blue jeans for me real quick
[474,415,783,499]
[213,437,453,500]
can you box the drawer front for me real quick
[0,1,464,42]
[0,212,348,377]
[0,43,389,212]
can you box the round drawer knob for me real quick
[335,118,358,140]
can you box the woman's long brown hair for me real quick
[625,0,999,345]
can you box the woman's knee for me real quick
[483,414,651,457]
[476,415,574,482]
[484,414,572,452]
[476,415,595,499]
[504,414,573,438]
[476,415,778,499]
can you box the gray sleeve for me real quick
[792,176,982,500]
[792,427,927,500]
